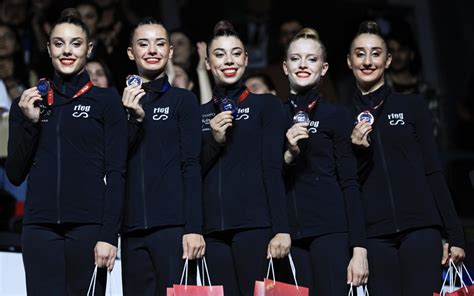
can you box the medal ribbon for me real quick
[46,80,94,106]
[289,96,319,116]
[212,88,250,106]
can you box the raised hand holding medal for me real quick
[219,97,238,118]
[122,74,146,122]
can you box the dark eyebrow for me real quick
[136,38,167,42]
[354,46,383,51]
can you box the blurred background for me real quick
[0,0,473,264]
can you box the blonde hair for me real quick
[286,27,327,61]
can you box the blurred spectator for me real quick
[77,1,108,61]
[86,58,113,88]
[170,30,194,72]
[386,29,442,139]
[94,0,134,89]
[169,31,212,103]
[244,72,276,95]
[0,23,33,111]
[263,19,303,98]
[172,64,194,91]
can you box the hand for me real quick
[210,111,233,144]
[122,84,146,122]
[94,241,117,272]
[351,121,372,147]
[442,243,465,265]
[182,233,206,260]
[347,247,369,286]
[196,42,208,72]
[18,87,42,123]
[284,123,309,163]
[267,233,291,259]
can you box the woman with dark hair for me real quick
[200,20,291,296]
[348,21,465,295]
[121,17,205,296]
[282,27,368,295]
[5,8,127,295]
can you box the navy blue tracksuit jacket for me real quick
[6,70,128,245]
[123,76,202,234]
[350,84,464,248]
[284,88,366,247]
[200,85,289,234]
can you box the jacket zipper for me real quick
[140,144,148,229]
[375,129,400,232]
[56,107,63,223]
[218,159,224,230]
[292,187,301,238]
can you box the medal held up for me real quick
[293,111,310,124]
[357,110,374,125]
[126,74,142,87]
[219,97,238,118]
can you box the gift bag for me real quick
[167,257,224,296]
[348,283,369,296]
[434,260,474,296]
[254,254,309,296]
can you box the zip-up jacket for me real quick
[124,76,202,234]
[284,88,366,247]
[6,70,127,246]
[201,83,289,234]
[351,84,465,248]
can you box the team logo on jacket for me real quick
[235,107,250,121]
[388,113,405,125]
[72,104,91,118]
[308,120,319,134]
[152,107,169,121]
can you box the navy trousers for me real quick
[121,226,185,296]
[204,228,273,296]
[22,223,106,296]
[367,227,443,296]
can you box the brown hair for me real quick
[350,20,387,51]
[129,17,168,45]
[286,27,327,61]
[207,20,244,55]
[49,8,90,41]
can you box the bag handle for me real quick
[461,263,474,285]
[265,254,299,288]
[439,260,469,295]
[179,258,189,287]
[178,257,214,291]
[348,283,369,296]
[87,265,98,296]
[266,257,276,284]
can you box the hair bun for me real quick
[59,8,82,21]
[213,20,236,36]
[357,21,380,35]
[294,27,320,40]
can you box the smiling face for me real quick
[47,23,92,76]
[127,24,173,81]
[206,36,248,86]
[283,38,328,94]
[347,33,392,93]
